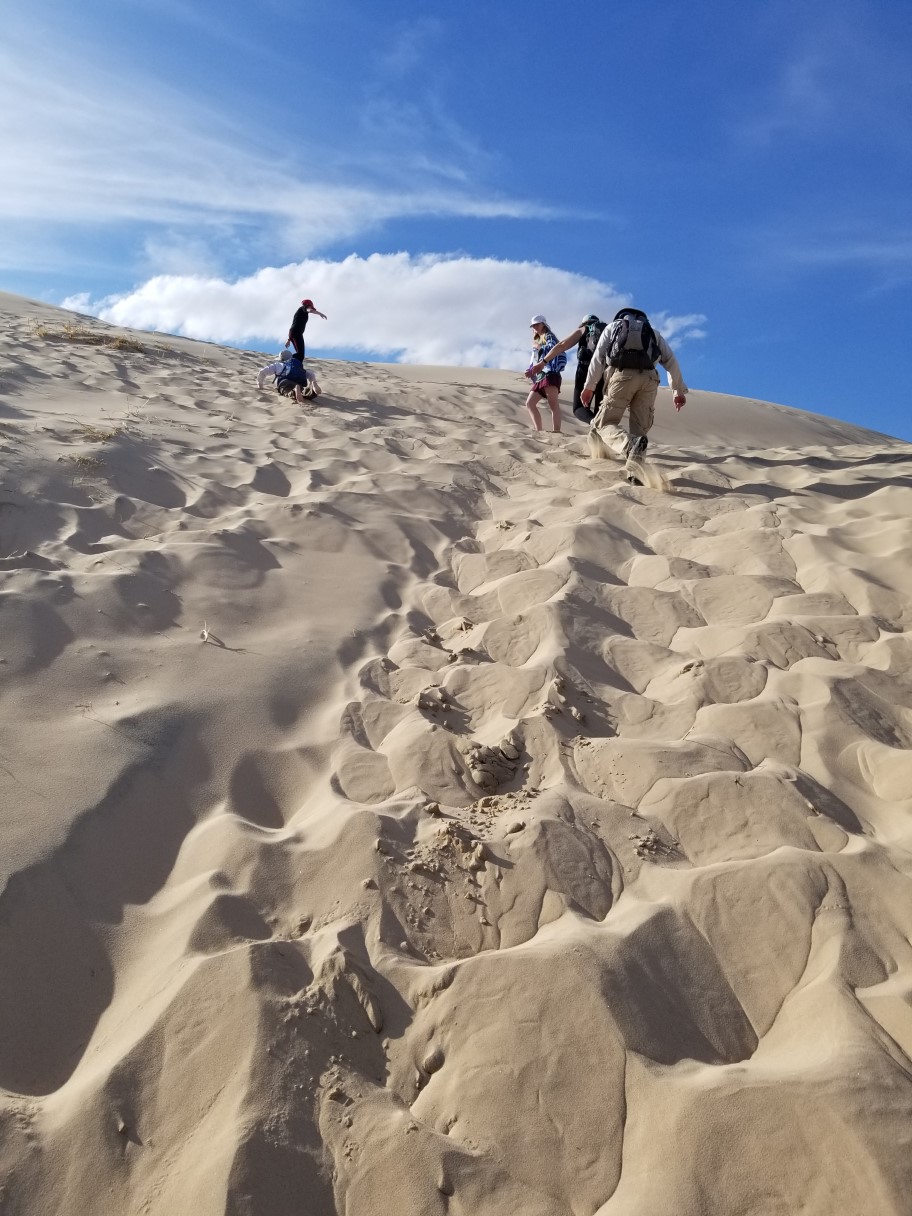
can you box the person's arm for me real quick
[531,327,583,373]
[309,308,327,320]
[655,333,688,407]
[581,326,612,401]
[257,361,280,389]
[537,334,563,373]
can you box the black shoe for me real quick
[625,435,648,459]
[626,472,643,486]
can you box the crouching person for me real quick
[256,350,293,390]
[258,351,322,404]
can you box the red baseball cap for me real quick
[301,298,314,308]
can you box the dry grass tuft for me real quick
[32,320,153,354]
[77,424,122,443]
[61,454,106,475]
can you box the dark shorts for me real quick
[531,372,561,398]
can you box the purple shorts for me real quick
[531,372,561,398]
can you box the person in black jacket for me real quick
[288,298,327,359]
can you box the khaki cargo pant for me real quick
[593,368,660,437]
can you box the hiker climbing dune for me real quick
[523,315,566,433]
[582,307,687,484]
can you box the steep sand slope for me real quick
[1,293,912,1214]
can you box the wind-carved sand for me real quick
[2,292,912,1214]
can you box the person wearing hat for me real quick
[256,348,294,389]
[530,314,607,423]
[288,298,327,360]
[523,315,567,433]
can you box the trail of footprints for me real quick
[331,433,912,963]
[7,309,912,1212]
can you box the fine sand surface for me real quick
[2,291,912,1214]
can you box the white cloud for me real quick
[734,8,911,151]
[787,234,912,268]
[741,49,834,145]
[379,16,446,76]
[67,253,708,369]
[0,29,552,276]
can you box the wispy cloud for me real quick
[739,48,835,145]
[730,0,912,153]
[780,233,912,279]
[378,16,446,76]
[0,28,551,277]
[788,236,912,268]
[65,252,708,369]
[748,216,912,285]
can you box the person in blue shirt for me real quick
[523,314,566,433]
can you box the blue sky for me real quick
[3,0,911,438]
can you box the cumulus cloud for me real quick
[67,253,708,369]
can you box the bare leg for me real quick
[545,384,562,432]
[525,390,544,431]
[293,385,306,404]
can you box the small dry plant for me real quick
[32,320,152,354]
[76,423,123,443]
[63,454,106,475]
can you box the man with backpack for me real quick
[529,314,607,423]
[580,307,687,482]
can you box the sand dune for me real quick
[1,291,912,1214]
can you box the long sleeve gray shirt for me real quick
[584,326,688,397]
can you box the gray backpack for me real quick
[608,309,660,371]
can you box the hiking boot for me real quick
[624,435,647,486]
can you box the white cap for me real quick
[529,314,547,326]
